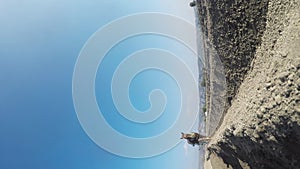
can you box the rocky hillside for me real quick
[197,0,269,106]
[196,0,300,168]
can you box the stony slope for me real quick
[197,0,269,106]
[196,0,300,168]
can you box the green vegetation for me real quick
[201,76,206,87]
[202,104,206,113]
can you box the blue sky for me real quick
[0,0,201,169]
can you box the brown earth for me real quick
[195,0,300,168]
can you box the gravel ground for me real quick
[196,0,300,168]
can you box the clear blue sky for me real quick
[0,0,201,169]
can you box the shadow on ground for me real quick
[208,117,300,169]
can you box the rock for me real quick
[265,82,273,89]
[288,73,296,80]
[257,113,263,119]
[268,135,277,142]
[230,124,236,130]
[288,63,297,72]
[259,98,265,105]
[253,132,260,139]
[287,80,293,86]
[275,95,282,104]
[270,86,277,92]
[283,89,292,98]
[260,107,267,113]
[277,71,289,82]
[296,79,300,89]
[279,50,289,58]
[294,105,300,113]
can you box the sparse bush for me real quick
[202,104,206,113]
[189,1,196,7]
[201,76,206,87]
